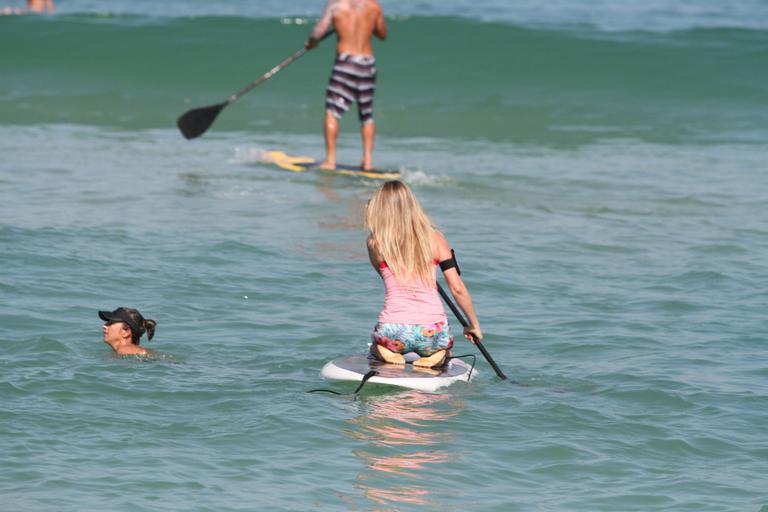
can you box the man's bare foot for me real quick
[318,160,336,170]
[413,350,447,368]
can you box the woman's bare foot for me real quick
[413,350,447,368]
[411,365,441,376]
[371,344,405,365]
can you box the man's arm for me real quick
[373,7,387,40]
[306,0,335,49]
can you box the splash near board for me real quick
[320,353,476,392]
[259,151,401,180]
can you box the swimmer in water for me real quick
[99,307,157,356]
[1,0,54,15]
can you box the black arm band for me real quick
[439,249,461,276]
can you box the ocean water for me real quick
[2,1,768,511]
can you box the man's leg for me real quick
[361,120,375,171]
[320,111,339,169]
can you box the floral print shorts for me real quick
[371,321,454,356]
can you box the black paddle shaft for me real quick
[177,29,335,139]
[226,46,308,105]
[437,282,509,381]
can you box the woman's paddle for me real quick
[177,30,335,140]
[437,282,510,381]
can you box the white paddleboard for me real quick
[320,353,477,392]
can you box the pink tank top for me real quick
[377,262,447,325]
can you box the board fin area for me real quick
[259,150,401,180]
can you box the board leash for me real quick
[449,354,477,381]
[308,370,379,398]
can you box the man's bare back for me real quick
[307,0,387,56]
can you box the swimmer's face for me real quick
[103,320,130,344]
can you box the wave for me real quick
[40,0,768,32]
[2,15,766,144]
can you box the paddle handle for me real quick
[437,282,508,380]
[227,29,336,104]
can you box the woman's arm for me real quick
[433,231,483,341]
[367,235,382,271]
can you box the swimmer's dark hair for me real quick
[134,317,157,345]
[125,308,157,345]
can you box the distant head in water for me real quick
[26,0,54,14]
[99,307,157,356]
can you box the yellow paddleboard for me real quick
[259,151,400,180]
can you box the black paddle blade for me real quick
[177,102,226,140]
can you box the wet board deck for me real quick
[259,150,401,180]
[320,353,476,392]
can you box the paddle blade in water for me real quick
[177,102,226,140]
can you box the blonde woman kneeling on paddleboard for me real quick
[365,180,483,369]
[99,307,157,356]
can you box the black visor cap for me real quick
[98,307,142,336]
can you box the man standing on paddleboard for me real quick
[305,0,387,171]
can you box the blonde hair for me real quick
[365,181,435,284]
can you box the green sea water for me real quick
[2,5,768,512]
[2,15,767,144]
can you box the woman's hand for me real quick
[463,326,483,343]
